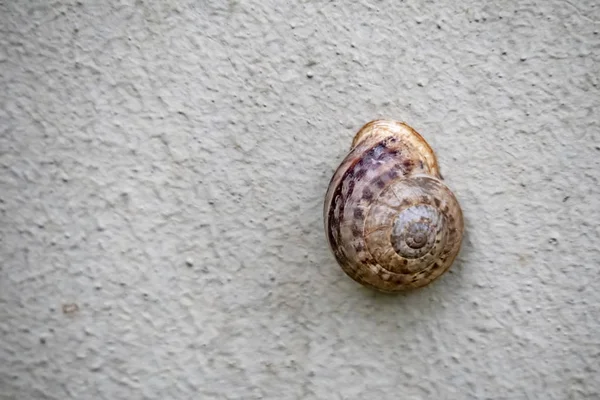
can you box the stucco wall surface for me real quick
[1,1,599,399]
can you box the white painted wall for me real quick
[1,1,599,399]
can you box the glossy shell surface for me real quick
[324,120,464,292]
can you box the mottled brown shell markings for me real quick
[324,120,464,292]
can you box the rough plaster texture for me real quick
[1,1,599,399]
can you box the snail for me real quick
[323,120,464,292]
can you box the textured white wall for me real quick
[1,1,599,399]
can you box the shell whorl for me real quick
[324,120,464,292]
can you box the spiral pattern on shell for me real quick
[324,120,464,292]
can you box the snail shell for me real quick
[324,120,464,292]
